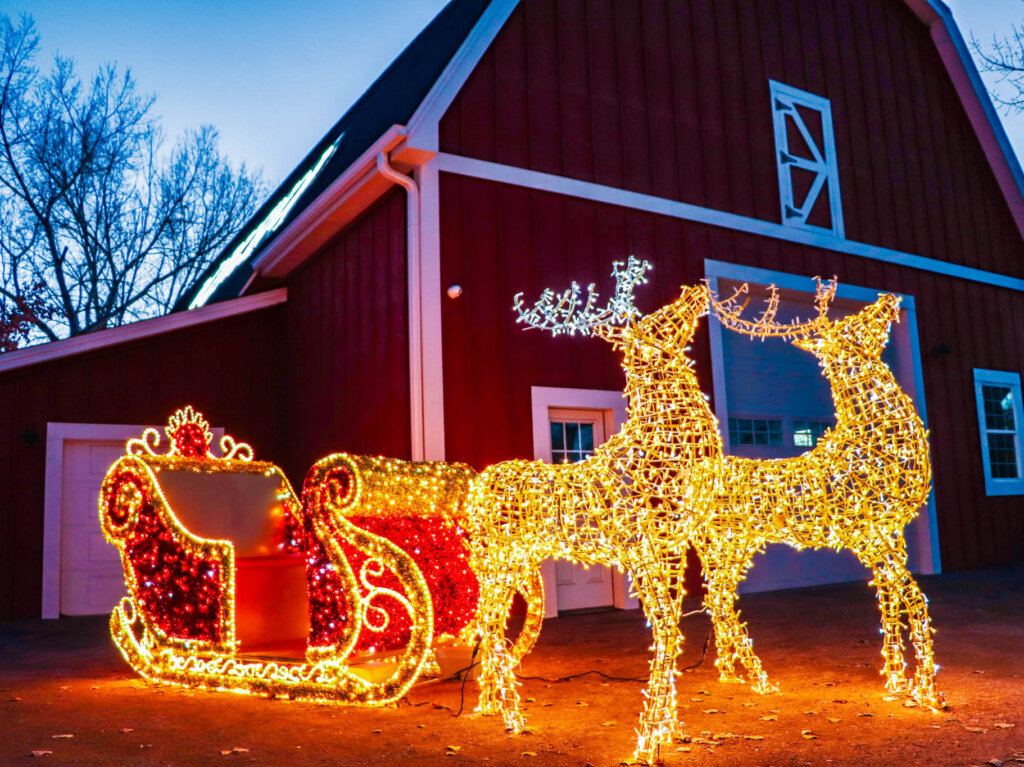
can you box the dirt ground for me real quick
[1,564,1023,766]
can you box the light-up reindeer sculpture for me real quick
[693,281,941,707]
[466,259,724,764]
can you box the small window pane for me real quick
[729,417,782,447]
[988,433,1019,478]
[983,385,1015,431]
[550,422,564,451]
[567,451,581,463]
[580,423,594,451]
[565,422,580,451]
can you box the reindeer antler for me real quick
[513,257,652,336]
[709,276,837,339]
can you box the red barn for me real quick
[3,0,1023,620]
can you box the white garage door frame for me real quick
[703,258,942,577]
[42,423,150,619]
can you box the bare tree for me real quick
[0,14,264,348]
[972,15,1024,113]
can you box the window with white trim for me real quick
[973,368,1024,495]
[769,81,844,237]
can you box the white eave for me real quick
[0,288,287,375]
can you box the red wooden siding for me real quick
[0,307,287,619]
[283,188,410,481]
[440,0,1024,278]
[440,173,1024,573]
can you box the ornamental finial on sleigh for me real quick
[127,405,253,462]
[512,255,651,336]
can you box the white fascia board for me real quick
[404,0,521,153]
[0,288,287,375]
[436,152,1024,293]
[923,1,1024,237]
[252,126,414,279]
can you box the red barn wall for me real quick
[440,0,1024,278]
[439,173,1024,572]
[282,188,411,480]
[0,306,287,619]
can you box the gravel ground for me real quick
[1,563,1022,766]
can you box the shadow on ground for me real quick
[1,564,1022,765]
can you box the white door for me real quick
[547,409,616,612]
[59,440,129,615]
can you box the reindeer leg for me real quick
[871,544,943,708]
[473,558,528,733]
[626,551,685,764]
[857,544,911,696]
[700,538,775,694]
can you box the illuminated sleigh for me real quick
[100,407,435,704]
[100,407,543,704]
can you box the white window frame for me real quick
[972,368,1024,496]
[769,80,844,238]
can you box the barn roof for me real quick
[176,0,489,310]
[179,0,1024,311]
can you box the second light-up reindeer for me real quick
[692,281,942,708]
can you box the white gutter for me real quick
[376,150,426,462]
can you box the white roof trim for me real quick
[915,1,1024,235]
[251,126,411,279]
[0,288,287,375]
[404,0,521,154]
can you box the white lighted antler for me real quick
[709,276,837,339]
[512,256,652,336]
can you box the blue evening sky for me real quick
[5,0,1023,188]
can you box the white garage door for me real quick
[716,282,929,593]
[59,440,130,616]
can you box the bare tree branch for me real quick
[971,11,1024,114]
[0,14,265,349]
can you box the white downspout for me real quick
[377,151,425,461]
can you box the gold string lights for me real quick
[696,281,942,708]
[468,259,725,764]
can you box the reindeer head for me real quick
[792,292,902,361]
[513,259,709,373]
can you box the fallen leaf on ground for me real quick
[802,730,817,740]
[675,746,692,752]
[803,710,819,715]
[904,700,919,708]
[446,745,461,752]
[883,696,898,701]
[522,752,537,757]
[760,715,777,721]
[742,701,757,707]
[576,701,589,707]
[542,703,553,707]
[418,725,425,729]
[31,751,52,757]
[601,721,617,727]
[120,728,133,734]
[373,730,382,734]
[828,717,842,723]
[219,747,249,755]
[712,732,738,739]
[857,713,874,717]
[526,697,535,703]
[994,723,1016,729]
[973,670,985,674]
[744,735,765,741]
[702,709,721,714]
[690,697,704,702]
[51,734,73,739]
[986,760,1003,767]
[965,727,987,733]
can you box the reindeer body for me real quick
[467,285,722,762]
[695,293,941,706]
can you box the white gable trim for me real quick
[404,0,521,154]
[703,259,941,576]
[436,152,1024,293]
[0,289,287,376]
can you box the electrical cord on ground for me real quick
[453,639,481,717]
